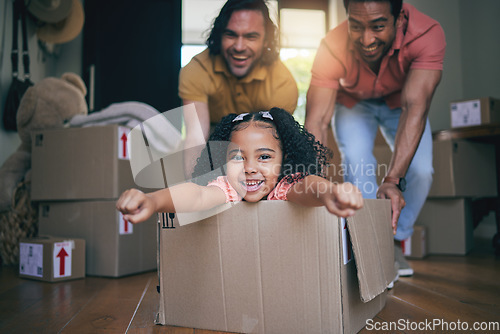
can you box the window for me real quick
[279,7,326,124]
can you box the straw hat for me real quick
[36,0,84,44]
[25,0,73,23]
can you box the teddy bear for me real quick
[0,72,87,265]
[0,72,88,211]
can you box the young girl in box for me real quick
[116,108,363,223]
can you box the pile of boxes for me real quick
[373,97,499,256]
[416,97,499,255]
[416,136,497,255]
[28,125,157,279]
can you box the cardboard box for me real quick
[451,97,500,128]
[19,236,85,282]
[373,143,392,186]
[327,129,390,185]
[156,199,394,334]
[31,125,137,201]
[416,198,473,255]
[428,139,497,197]
[38,200,156,277]
[401,225,427,259]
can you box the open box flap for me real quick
[347,199,395,302]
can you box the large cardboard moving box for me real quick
[156,199,394,334]
[19,236,85,282]
[38,200,157,277]
[31,125,136,201]
[416,198,473,255]
[428,139,497,198]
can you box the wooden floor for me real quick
[1,238,499,334]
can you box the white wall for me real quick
[0,0,83,166]
[406,0,463,131]
[459,0,500,100]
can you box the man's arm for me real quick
[304,85,338,145]
[182,100,211,177]
[377,69,442,233]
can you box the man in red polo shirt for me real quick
[305,0,445,278]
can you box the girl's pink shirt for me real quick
[207,174,301,202]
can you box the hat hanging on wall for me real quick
[25,0,73,23]
[27,0,84,44]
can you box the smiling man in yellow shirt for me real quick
[179,0,298,175]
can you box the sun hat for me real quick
[36,0,84,44]
[25,0,73,23]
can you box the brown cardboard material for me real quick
[19,236,85,282]
[428,139,497,198]
[31,125,137,201]
[327,129,390,185]
[451,97,500,128]
[373,143,392,186]
[401,225,427,259]
[38,200,156,277]
[156,199,394,334]
[416,198,473,255]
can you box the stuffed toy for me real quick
[0,72,87,265]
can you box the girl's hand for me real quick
[322,182,364,217]
[116,189,156,224]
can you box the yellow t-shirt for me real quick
[179,49,298,123]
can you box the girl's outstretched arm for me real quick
[287,175,364,217]
[116,182,227,224]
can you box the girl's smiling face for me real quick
[226,122,283,202]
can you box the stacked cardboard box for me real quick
[451,97,500,128]
[373,129,497,255]
[31,125,157,277]
[417,139,497,255]
[156,200,395,334]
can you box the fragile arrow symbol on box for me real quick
[56,247,69,276]
[121,133,128,158]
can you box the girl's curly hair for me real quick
[191,107,333,185]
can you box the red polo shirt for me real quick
[310,4,446,109]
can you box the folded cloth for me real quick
[69,101,182,157]
[70,101,161,128]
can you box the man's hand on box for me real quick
[376,183,406,234]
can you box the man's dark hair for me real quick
[343,0,403,21]
[206,0,279,65]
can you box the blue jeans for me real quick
[332,99,433,241]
